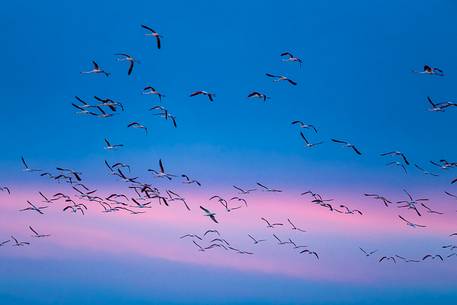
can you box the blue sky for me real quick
[1,1,456,181]
[1,1,457,304]
[1,255,456,305]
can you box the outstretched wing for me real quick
[352,146,362,155]
[200,206,210,214]
[159,159,165,173]
[287,78,297,86]
[209,215,219,223]
[128,61,134,75]
[21,156,29,168]
[141,24,156,33]
[190,91,203,97]
[331,139,347,144]
[256,182,268,190]
[300,132,309,144]
[29,226,39,236]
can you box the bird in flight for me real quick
[181,174,201,186]
[143,86,166,101]
[414,164,439,177]
[92,106,115,118]
[300,249,319,259]
[339,205,363,215]
[180,234,203,241]
[93,96,124,112]
[273,234,292,245]
[398,215,426,228]
[420,202,443,215]
[141,24,162,49]
[359,248,377,257]
[430,159,457,170]
[230,197,248,207]
[247,91,270,101]
[379,256,396,263]
[11,236,30,247]
[200,206,218,223]
[29,226,51,238]
[292,121,317,133]
[80,61,110,77]
[233,185,256,195]
[20,201,48,214]
[426,96,456,112]
[150,107,177,128]
[127,122,148,134]
[288,238,307,250]
[256,182,282,192]
[445,190,457,198]
[261,217,283,228]
[396,189,428,216]
[265,73,297,85]
[427,96,445,112]
[380,151,409,165]
[72,96,97,115]
[113,168,138,184]
[205,243,228,251]
[130,198,151,209]
[209,195,228,209]
[104,139,124,150]
[413,64,444,76]
[209,196,237,213]
[110,162,131,173]
[364,193,391,207]
[114,53,139,76]
[115,206,146,215]
[331,139,362,155]
[71,102,97,116]
[148,159,176,180]
[166,190,190,211]
[203,230,220,237]
[248,234,266,244]
[190,90,215,102]
[422,254,444,261]
[56,167,82,181]
[71,103,96,116]
[63,204,86,215]
[73,96,93,108]
[280,52,302,66]
[209,238,230,247]
[301,190,323,201]
[287,218,306,232]
[21,157,41,172]
[300,132,323,148]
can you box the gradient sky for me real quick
[1,1,457,304]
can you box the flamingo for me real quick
[80,61,110,77]
[141,24,162,49]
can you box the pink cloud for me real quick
[1,185,456,284]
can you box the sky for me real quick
[1,0,457,304]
